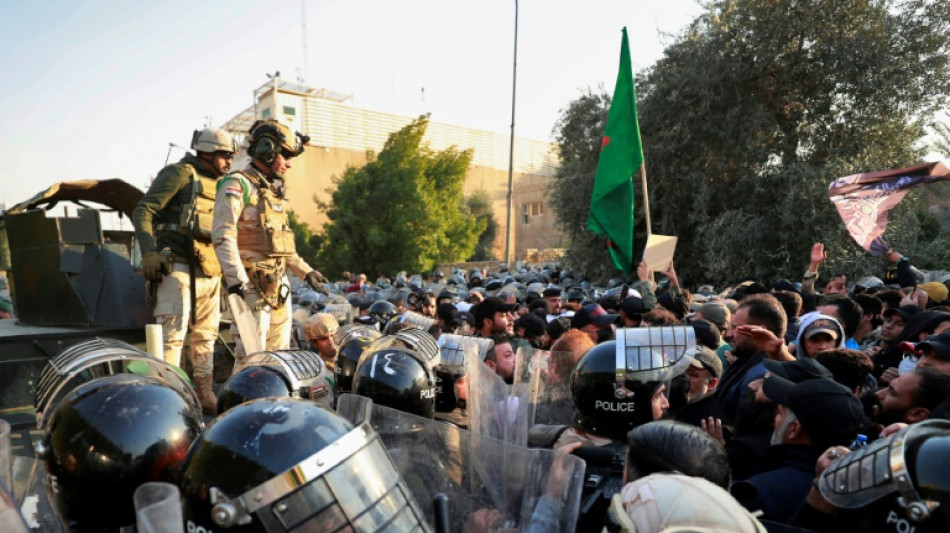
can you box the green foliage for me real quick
[464,189,499,261]
[317,116,485,277]
[933,122,950,156]
[551,0,950,284]
[287,210,321,269]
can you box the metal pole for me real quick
[504,0,519,265]
[639,161,651,236]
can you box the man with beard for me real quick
[714,294,790,422]
[869,366,950,428]
[484,334,517,383]
[730,376,865,523]
[473,296,515,337]
[723,357,833,481]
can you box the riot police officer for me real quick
[212,119,330,365]
[132,127,235,413]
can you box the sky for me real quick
[0,0,705,211]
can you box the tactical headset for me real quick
[248,120,310,164]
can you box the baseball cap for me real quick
[763,357,833,383]
[453,311,476,327]
[762,376,866,447]
[801,317,841,341]
[686,345,723,379]
[690,319,722,350]
[472,296,516,327]
[514,313,546,337]
[883,305,922,323]
[919,281,948,304]
[570,304,619,329]
[695,303,730,332]
[917,332,950,359]
[620,296,646,317]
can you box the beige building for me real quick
[221,78,564,261]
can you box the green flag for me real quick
[587,27,643,274]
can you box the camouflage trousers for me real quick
[153,263,221,378]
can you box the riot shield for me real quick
[33,338,200,430]
[513,347,575,429]
[466,343,531,447]
[434,335,482,426]
[0,478,28,533]
[233,350,335,408]
[9,456,61,532]
[387,310,437,334]
[337,394,586,532]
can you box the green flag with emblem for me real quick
[586,27,643,274]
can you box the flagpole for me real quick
[639,162,651,236]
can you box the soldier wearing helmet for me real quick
[212,119,331,365]
[131,127,236,414]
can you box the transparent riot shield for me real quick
[513,347,576,430]
[134,482,183,533]
[9,456,61,532]
[433,335,482,427]
[387,311,437,334]
[466,343,531,448]
[0,478,28,533]
[337,394,586,533]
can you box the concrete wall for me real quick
[283,146,563,260]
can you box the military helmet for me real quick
[191,127,236,153]
[248,119,309,164]
[37,374,203,531]
[180,398,428,532]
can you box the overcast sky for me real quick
[0,0,706,209]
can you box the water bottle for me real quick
[849,433,868,450]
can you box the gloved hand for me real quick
[306,271,329,294]
[141,251,165,282]
[228,283,247,299]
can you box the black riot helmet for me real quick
[353,347,437,419]
[37,374,203,531]
[180,398,429,533]
[217,365,291,414]
[368,300,397,328]
[570,327,694,440]
[335,336,378,395]
[820,419,950,525]
[218,351,334,414]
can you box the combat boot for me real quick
[194,375,217,416]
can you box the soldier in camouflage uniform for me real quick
[132,128,235,414]
[212,119,330,367]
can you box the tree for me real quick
[552,0,950,284]
[287,210,322,269]
[464,189,499,261]
[317,116,485,276]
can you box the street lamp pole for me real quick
[504,0,519,266]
